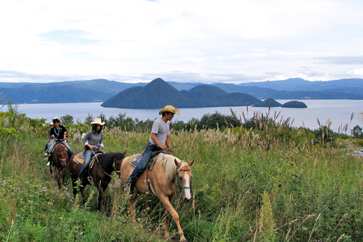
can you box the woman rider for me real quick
[77,118,105,183]
[44,117,73,163]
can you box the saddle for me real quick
[73,150,104,169]
[50,140,68,155]
[128,150,166,171]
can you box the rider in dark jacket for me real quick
[44,117,73,164]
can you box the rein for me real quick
[91,149,117,178]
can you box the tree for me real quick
[60,114,74,125]
[84,113,93,124]
[352,125,363,138]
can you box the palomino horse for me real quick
[68,151,127,212]
[50,142,70,189]
[120,153,195,242]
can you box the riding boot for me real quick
[123,177,137,192]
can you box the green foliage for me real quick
[352,125,363,138]
[1,102,363,241]
[84,113,94,124]
[60,114,74,125]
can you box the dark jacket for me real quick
[49,125,68,139]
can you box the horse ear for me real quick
[123,150,127,155]
[111,152,116,157]
[188,159,195,167]
[174,159,182,168]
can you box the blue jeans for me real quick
[127,143,161,183]
[47,140,72,153]
[78,149,92,178]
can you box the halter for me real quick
[175,166,191,189]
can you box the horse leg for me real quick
[55,167,61,189]
[164,208,171,238]
[61,168,66,187]
[97,180,109,215]
[159,195,187,242]
[127,191,139,223]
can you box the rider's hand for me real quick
[159,144,167,149]
[100,145,104,150]
[51,135,55,138]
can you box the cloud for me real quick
[1,0,363,83]
[39,29,98,46]
[316,56,363,65]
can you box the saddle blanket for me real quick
[128,154,158,171]
[73,152,102,169]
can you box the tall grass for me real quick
[1,105,363,241]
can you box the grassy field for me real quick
[1,106,363,241]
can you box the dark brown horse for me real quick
[68,151,127,212]
[50,142,70,188]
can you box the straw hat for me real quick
[52,117,62,124]
[158,105,180,115]
[90,118,105,125]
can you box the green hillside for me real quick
[254,98,282,107]
[102,78,193,109]
[102,78,261,108]
[282,100,308,108]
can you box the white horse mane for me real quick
[157,153,189,181]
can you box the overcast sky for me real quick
[1,0,363,84]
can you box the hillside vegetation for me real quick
[1,101,363,241]
[102,78,260,109]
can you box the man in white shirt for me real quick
[124,105,180,191]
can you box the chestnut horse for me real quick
[50,142,70,188]
[68,151,127,212]
[120,153,195,242]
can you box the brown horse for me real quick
[68,151,127,212]
[120,153,195,242]
[50,142,70,188]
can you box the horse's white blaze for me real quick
[183,172,191,200]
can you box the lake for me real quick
[5,100,363,133]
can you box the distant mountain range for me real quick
[0,77,363,105]
[101,78,260,108]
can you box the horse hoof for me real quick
[180,236,187,242]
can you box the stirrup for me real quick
[87,176,94,186]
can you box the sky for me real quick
[1,0,363,84]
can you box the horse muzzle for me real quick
[183,196,191,203]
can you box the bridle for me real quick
[175,165,192,190]
[91,149,121,178]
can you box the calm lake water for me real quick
[7,100,363,133]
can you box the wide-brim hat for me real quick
[52,117,62,124]
[159,105,180,115]
[90,118,105,125]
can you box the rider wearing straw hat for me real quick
[78,118,105,183]
[124,105,180,191]
[44,117,73,163]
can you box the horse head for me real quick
[55,143,68,168]
[112,150,127,177]
[174,159,195,203]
